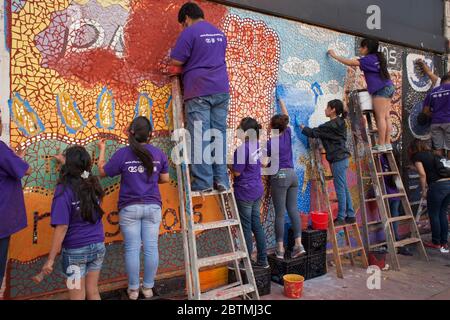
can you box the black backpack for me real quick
[434,155,450,178]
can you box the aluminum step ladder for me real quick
[309,137,368,279]
[170,74,259,300]
[347,90,428,271]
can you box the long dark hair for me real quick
[128,116,154,176]
[328,99,348,119]
[58,146,105,223]
[408,138,431,162]
[361,38,390,81]
[238,117,262,139]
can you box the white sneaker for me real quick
[372,144,387,153]
[127,289,139,300]
[440,245,449,254]
[141,287,154,299]
[385,144,393,151]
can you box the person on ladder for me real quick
[328,38,395,153]
[170,2,230,193]
[300,99,356,227]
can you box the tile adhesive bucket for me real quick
[283,274,304,299]
[311,211,328,230]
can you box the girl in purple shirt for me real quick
[328,38,395,153]
[0,123,32,290]
[98,116,170,300]
[230,117,268,268]
[41,146,106,300]
[267,99,306,260]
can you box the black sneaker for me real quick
[333,218,346,227]
[345,217,356,224]
[214,183,229,192]
[397,246,413,256]
[252,261,270,269]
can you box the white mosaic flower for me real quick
[283,57,320,77]
[328,40,351,57]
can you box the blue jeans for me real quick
[185,93,230,191]
[61,242,106,278]
[427,180,450,245]
[236,198,267,265]
[0,237,10,287]
[119,204,162,290]
[389,200,401,241]
[331,158,355,220]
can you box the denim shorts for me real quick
[372,85,395,98]
[61,242,106,278]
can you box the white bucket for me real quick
[358,91,373,111]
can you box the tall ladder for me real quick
[170,74,259,300]
[309,138,368,279]
[347,90,428,271]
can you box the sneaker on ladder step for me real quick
[372,144,387,153]
[385,144,394,151]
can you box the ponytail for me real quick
[58,146,105,224]
[78,175,105,223]
[328,99,347,119]
[128,116,154,177]
[361,38,391,80]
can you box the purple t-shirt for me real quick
[51,185,104,249]
[0,141,29,238]
[359,54,393,95]
[232,141,264,202]
[104,145,169,210]
[267,126,294,170]
[423,83,450,124]
[170,21,229,101]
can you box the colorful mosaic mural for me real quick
[1,0,445,299]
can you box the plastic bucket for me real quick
[283,274,304,299]
[358,90,373,111]
[311,211,328,230]
[300,212,309,231]
[368,251,386,269]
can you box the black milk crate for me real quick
[287,228,327,256]
[302,229,327,255]
[228,266,271,296]
[153,275,186,297]
[268,254,307,285]
[306,251,327,280]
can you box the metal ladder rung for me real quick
[191,190,231,198]
[395,238,422,248]
[333,222,358,229]
[193,219,240,232]
[365,198,377,202]
[198,251,247,268]
[201,283,255,300]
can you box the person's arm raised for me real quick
[328,50,360,67]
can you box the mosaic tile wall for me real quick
[1,0,444,298]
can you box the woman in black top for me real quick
[409,139,450,253]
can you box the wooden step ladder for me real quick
[347,90,429,271]
[170,75,259,300]
[309,138,368,279]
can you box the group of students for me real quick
[1,1,449,301]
